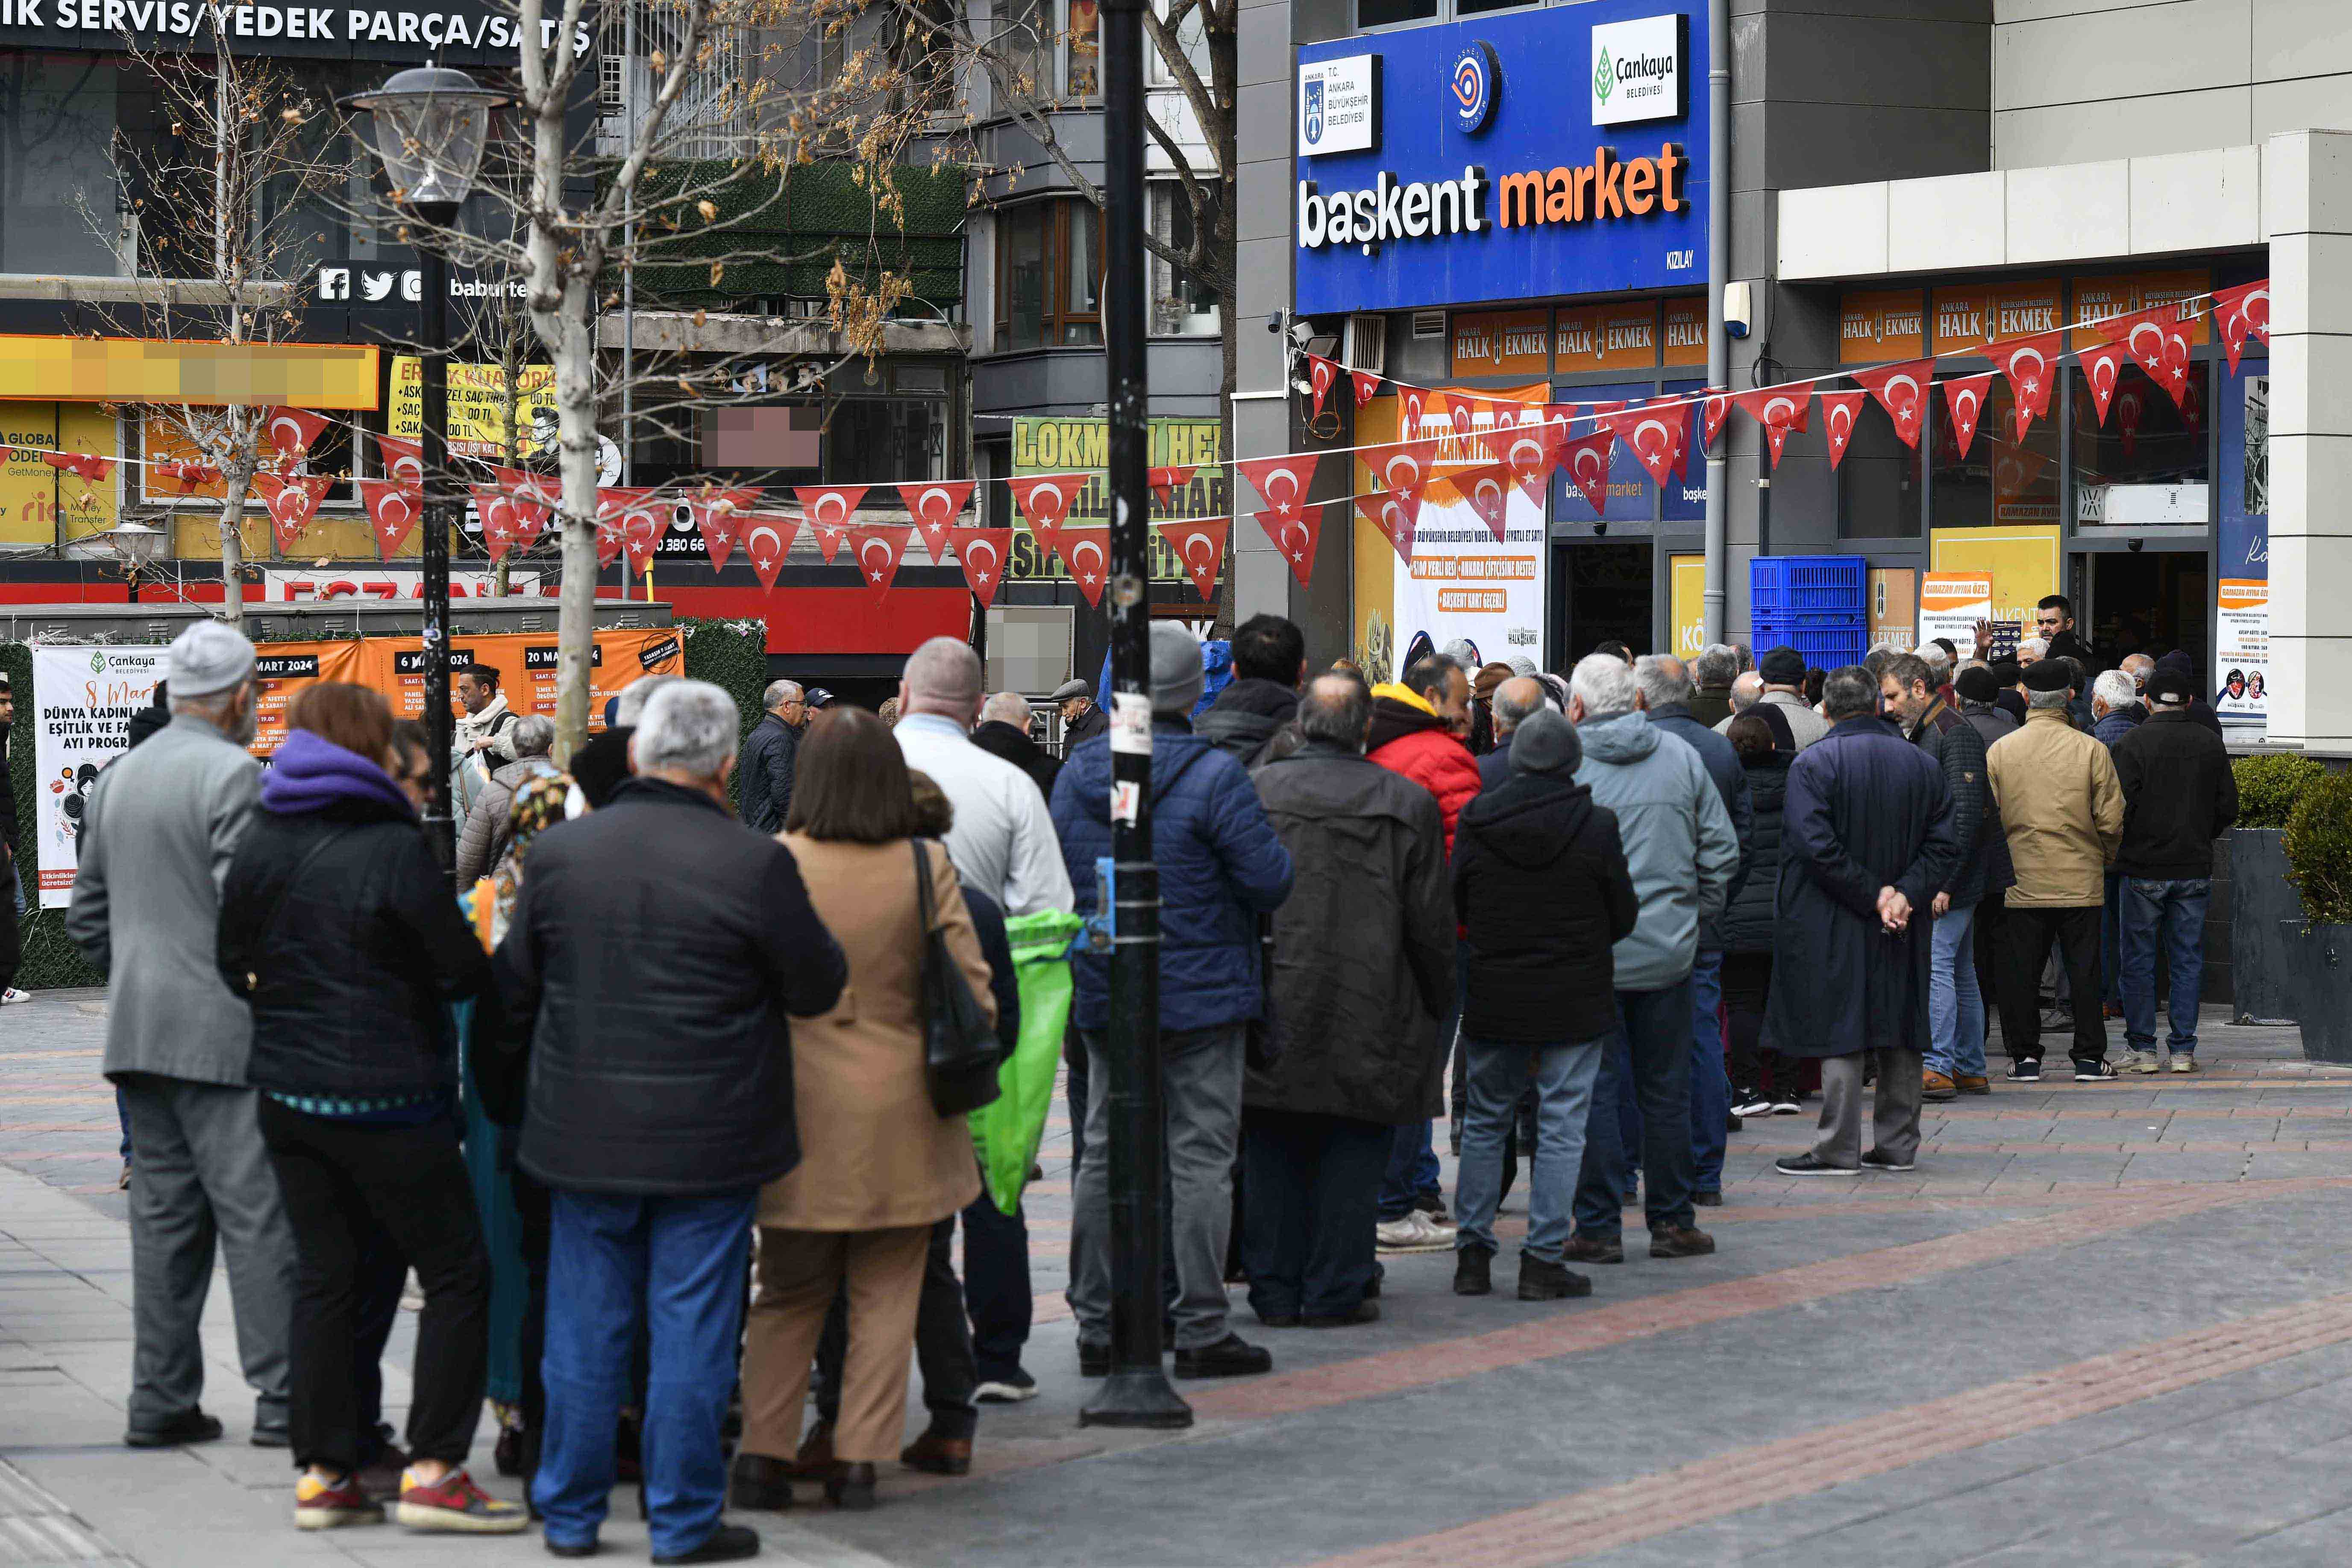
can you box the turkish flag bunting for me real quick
[593,487,652,568]
[794,484,868,532]
[1600,406,1685,487]
[1495,414,1562,505]
[253,472,331,552]
[1354,491,1418,565]
[1558,430,1615,515]
[1156,518,1230,602]
[1992,331,2066,435]
[2116,385,2146,459]
[1849,361,1929,448]
[470,484,521,563]
[2077,339,2132,426]
[153,458,220,493]
[1238,455,1319,518]
[261,408,331,458]
[737,513,800,590]
[953,527,1016,608]
[1731,386,1812,472]
[1941,373,1996,462]
[895,482,973,562]
[846,526,910,597]
[687,487,761,570]
[1702,387,1732,449]
[1818,391,1867,470]
[1055,527,1112,607]
[39,450,115,483]
[1146,466,1196,511]
[1008,473,1086,563]
[1399,386,1431,437]
[622,501,667,575]
[1255,502,1324,589]
[2214,279,2270,374]
[491,468,556,545]
[1445,394,1479,453]
[1306,355,1337,419]
[358,479,422,559]
[1451,462,1514,544]
[2101,306,2187,379]
[1648,396,1693,483]
[377,436,424,488]
[1367,438,1442,505]
[1351,369,1382,409]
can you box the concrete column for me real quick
[2264,129,2352,751]
[1231,0,1294,629]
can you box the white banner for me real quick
[1391,489,1547,674]
[2215,579,2268,725]
[32,645,168,909]
[1917,572,1991,654]
[261,568,548,602]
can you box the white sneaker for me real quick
[2118,1050,2159,1075]
[1374,1214,1452,1253]
[1731,1095,1774,1119]
[1771,1100,1801,1116]
[2169,1054,2199,1074]
[1,988,29,1004]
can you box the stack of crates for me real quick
[1749,555,1868,670]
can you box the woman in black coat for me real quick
[1722,714,1800,1118]
[217,683,511,1536]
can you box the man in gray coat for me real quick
[67,620,296,1449]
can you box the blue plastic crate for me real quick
[1750,555,1868,617]
[1751,615,1867,672]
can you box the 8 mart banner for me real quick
[361,628,684,730]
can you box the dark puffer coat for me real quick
[1195,678,1301,767]
[1720,751,1789,957]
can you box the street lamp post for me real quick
[99,521,168,604]
[342,65,506,878]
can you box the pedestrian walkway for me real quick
[11,990,2352,1565]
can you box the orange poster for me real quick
[2068,269,2211,348]
[1556,302,1660,373]
[354,628,686,734]
[249,640,367,756]
[1451,310,1552,376]
[1841,289,1927,362]
[1932,279,2062,354]
[1662,298,1707,367]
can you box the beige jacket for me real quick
[1985,708,2124,907]
[759,834,990,1232]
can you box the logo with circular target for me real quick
[1449,41,1498,135]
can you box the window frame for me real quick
[992,198,1103,352]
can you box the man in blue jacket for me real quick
[1052,623,1294,1380]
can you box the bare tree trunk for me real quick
[217,465,250,620]
[549,290,601,765]
[212,40,246,625]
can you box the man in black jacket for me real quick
[1197,614,1305,766]
[969,692,1060,801]
[738,679,807,833]
[496,680,844,1564]
[2110,664,2238,1073]
[1050,678,1107,750]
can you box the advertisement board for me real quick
[1916,573,1991,653]
[1008,417,1225,590]
[0,0,586,63]
[30,645,167,907]
[2217,368,2268,728]
[1927,526,2060,629]
[1668,554,1704,657]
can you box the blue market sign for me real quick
[1294,3,1706,315]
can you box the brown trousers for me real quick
[739,1224,928,1464]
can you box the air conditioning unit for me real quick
[1409,309,1446,341]
[1343,313,1387,375]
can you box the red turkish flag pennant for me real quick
[1646,396,1693,484]
[1992,331,2065,436]
[687,487,761,570]
[1305,355,1337,419]
[1849,361,1929,448]
[795,484,868,531]
[377,435,423,488]
[847,525,910,597]
[153,458,220,493]
[470,484,520,563]
[1156,518,1229,602]
[1941,373,1996,462]
[622,499,667,575]
[1008,473,1087,564]
[1255,502,1324,589]
[1354,491,1417,564]
[1558,430,1615,515]
[1351,369,1381,409]
[358,479,422,559]
[1817,391,1867,470]
[1445,394,1477,448]
[261,408,330,459]
[1055,526,1112,607]
[1237,455,1319,520]
[40,450,116,483]
[2214,279,2270,374]
[1399,386,1431,437]
[1451,462,1514,544]
[491,467,555,546]
[253,472,330,552]
[1600,406,1685,487]
[2077,340,2132,426]
[895,482,974,562]
[737,513,800,591]
[1367,438,1441,506]
[1145,466,1196,511]
[953,527,1016,608]
[2116,386,2145,459]
[1495,414,1562,506]
[1701,387,1731,449]
[1731,386,1812,473]
[594,487,652,568]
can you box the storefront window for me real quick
[1356,0,1437,29]
[994,200,1100,352]
[1550,379,1657,526]
[0,56,127,276]
[1150,185,1220,337]
[2071,361,2209,528]
[1837,399,1920,538]
[1929,372,2058,529]
[828,398,946,484]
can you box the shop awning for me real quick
[0,335,380,408]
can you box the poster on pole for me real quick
[2217,370,2268,730]
[2214,580,2267,724]
[31,645,168,909]
[1917,573,1991,653]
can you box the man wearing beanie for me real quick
[1985,660,2125,1081]
[1744,647,1831,751]
[1448,710,1638,1299]
[67,620,297,1448]
[1053,623,1294,1379]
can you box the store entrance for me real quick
[1551,540,1654,665]
[2085,551,2208,673]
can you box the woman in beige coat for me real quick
[731,707,995,1511]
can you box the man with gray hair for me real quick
[1477,675,1550,790]
[455,713,561,882]
[499,678,845,1561]
[68,620,296,1448]
[898,637,1073,919]
[1562,652,1738,1263]
[1687,645,1740,728]
[970,691,1061,801]
[739,678,807,834]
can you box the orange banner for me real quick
[1842,289,1928,363]
[1556,302,1660,373]
[249,640,368,755]
[1932,280,2062,354]
[1451,309,1552,376]
[358,628,685,731]
[1662,299,1707,367]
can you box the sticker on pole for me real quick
[1111,780,1142,825]
[1110,690,1154,755]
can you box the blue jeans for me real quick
[1573,980,1698,1239]
[2100,871,2123,1007]
[1687,952,1728,1195]
[1455,1036,1604,1265]
[1380,943,1464,1221]
[2121,878,2211,1055]
[1926,902,1986,1080]
[535,1189,755,1559]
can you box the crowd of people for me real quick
[57,593,2239,1561]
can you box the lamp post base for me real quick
[1079,1370,1194,1430]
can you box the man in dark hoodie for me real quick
[2155,649,2226,737]
[1197,615,1306,766]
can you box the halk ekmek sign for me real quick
[1293,2,1704,314]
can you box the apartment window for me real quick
[995,0,1054,97]
[1150,185,1219,336]
[1145,0,1209,86]
[995,200,1101,351]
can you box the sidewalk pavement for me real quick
[13,989,2352,1565]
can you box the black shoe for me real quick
[125,1409,223,1448]
[1726,1113,1743,1133]
[1303,1301,1380,1328]
[2073,1058,2117,1081]
[2005,1060,2042,1082]
[1862,1148,1917,1172]
[1454,1247,1493,1297]
[1774,1154,1862,1177]
[1517,1257,1592,1300]
[1172,1334,1272,1379]
[729,1454,795,1511]
[1257,1312,1302,1328]
[250,1424,290,1450]
[1363,1267,1382,1300]
[1693,1190,1723,1207]
[1564,1233,1624,1266]
[1078,1341,1110,1377]
[654,1522,761,1562]
[546,1541,601,1559]
[1649,1225,1716,1259]
[824,1462,878,1511]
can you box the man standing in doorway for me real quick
[739,680,807,834]
[2036,594,2095,669]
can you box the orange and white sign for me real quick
[1917,572,1991,652]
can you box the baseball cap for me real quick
[2146,666,2198,705]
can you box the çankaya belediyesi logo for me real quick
[1594,47,1613,103]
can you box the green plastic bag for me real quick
[969,909,1086,1216]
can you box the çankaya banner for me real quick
[0,0,590,62]
[1293,2,1706,314]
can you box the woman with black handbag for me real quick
[733,707,998,1512]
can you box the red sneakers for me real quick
[394,1468,529,1533]
[294,1472,384,1530]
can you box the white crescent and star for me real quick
[964,537,1000,583]
[859,536,894,582]
[1068,538,1104,583]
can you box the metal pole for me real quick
[1079,0,1189,1432]
[1701,0,1730,645]
[417,209,458,878]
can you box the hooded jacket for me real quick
[1645,701,1753,951]
[1572,712,1741,991]
[1195,678,1301,767]
[1452,771,1638,1045]
[219,730,493,1101]
[1366,684,1481,853]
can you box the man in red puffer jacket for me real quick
[1366,654,1482,1247]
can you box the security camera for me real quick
[1266,311,1285,335]
[1593,521,1609,537]
[2128,536,2145,553]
